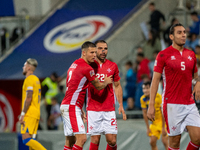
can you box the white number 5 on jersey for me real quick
[181,61,185,70]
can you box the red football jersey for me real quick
[87,59,120,111]
[61,58,95,109]
[154,46,197,105]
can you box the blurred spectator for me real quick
[0,27,7,52]
[126,97,142,119]
[148,2,165,33]
[195,45,200,61]
[163,18,179,46]
[135,75,150,110]
[136,52,151,83]
[55,85,65,105]
[42,72,59,130]
[197,61,200,76]
[123,61,136,100]
[185,33,200,51]
[142,29,161,60]
[48,97,62,130]
[10,27,24,43]
[149,50,159,77]
[186,11,200,35]
[136,46,143,53]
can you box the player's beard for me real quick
[97,54,106,62]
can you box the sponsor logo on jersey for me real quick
[171,56,176,60]
[0,94,14,132]
[44,16,113,53]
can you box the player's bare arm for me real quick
[192,72,200,100]
[142,108,150,136]
[114,81,126,120]
[91,75,113,90]
[19,91,33,125]
[147,72,162,121]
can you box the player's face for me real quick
[142,85,150,96]
[22,62,29,75]
[85,47,97,63]
[96,43,108,61]
[170,26,186,46]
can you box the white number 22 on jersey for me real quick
[181,61,185,70]
[96,73,105,81]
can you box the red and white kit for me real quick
[154,46,200,136]
[87,59,120,135]
[60,58,95,136]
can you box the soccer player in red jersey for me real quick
[87,40,126,150]
[60,41,113,150]
[147,23,200,150]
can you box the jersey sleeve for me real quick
[154,51,165,73]
[113,63,120,82]
[84,66,96,82]
[140,96,147,109]
[24,77,34,92]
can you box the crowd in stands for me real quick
[0,26,24,55]
[123,2,200,119]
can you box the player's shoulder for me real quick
[140,95,146,101]
[184,48,196,55]
[25,75,39,84]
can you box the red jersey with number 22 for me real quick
[61,58,95,109]
[87,59,120,111]
[154,46,197,105]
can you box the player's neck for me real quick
[96,58,105,64]
[172,43,184,52]
[26,71,34,77]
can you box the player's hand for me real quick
[104,75,113,85]
[147,128,151,136]
[193,82,200,101]
[147,104,155,122]
[81,110,86,123]
[19,115,25,126]
[162,127,167,137]
[118,105,127,120]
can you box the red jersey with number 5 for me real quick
[154,46,197,105]
[87,59,120,111]
[61,58,95,109]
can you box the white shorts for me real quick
[60,105,85,136]
[164,103,200,136]
[87,111,118,135]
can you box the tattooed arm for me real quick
[19,91,33,125]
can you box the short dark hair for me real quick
[196,45,200,49]
[51,72,58,79]
[95,40,107,45]
[125,61,133,67]
[153,50,160,54]
[191,11,198,16]
[137,52,144,57]
[149,2,155,6]
[81,41,96,51]
[169,23,184,35]
[143,81,151,87]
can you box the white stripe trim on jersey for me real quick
[70,77,87,105]
[162,68,166,105]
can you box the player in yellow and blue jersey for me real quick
[140,81,168,150]
[19,58,46,150]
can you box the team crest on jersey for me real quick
[188,56,192,61]
[90,70,95,77]
[107,68,111,73]
[44,16,112,53]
